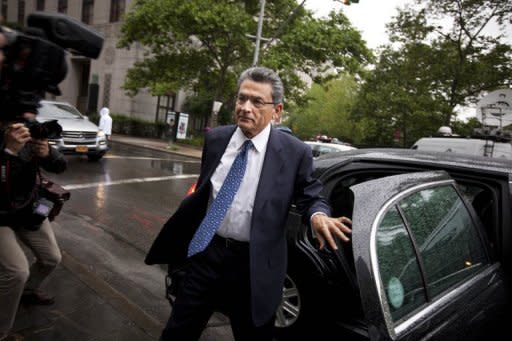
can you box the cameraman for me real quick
[0,112,67,341]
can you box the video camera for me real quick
[25,119,62,140]
[0,11,103,135]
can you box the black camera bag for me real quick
[37,171,70,221]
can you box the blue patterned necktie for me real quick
[187,140,253,257]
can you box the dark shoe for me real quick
[20,289,55,306]
[2,333,24,341]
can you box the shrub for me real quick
[179,134,204,147]
[108,114,168,138]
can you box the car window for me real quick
[318,145,337,154]
[456,183,496,243]
[377,206,426,321]
[376,185,488,322]
[38,102,83,119]
[399,186,488,298]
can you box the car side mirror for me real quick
[83,116,89,121]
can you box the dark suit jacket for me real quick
[145,125,331,326]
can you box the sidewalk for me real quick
[114,134,203,159]
[12,252,157,341]
[10,136,229,341]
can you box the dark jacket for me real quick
[0,129,67,227]
[146,125,331,326]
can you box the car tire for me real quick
[274,269,318,340]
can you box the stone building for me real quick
[1,0,187,124]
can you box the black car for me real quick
[276,148,512,340]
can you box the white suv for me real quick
[37,100,108,161]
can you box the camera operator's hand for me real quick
[4,123,31,155]
[31,138,50,158]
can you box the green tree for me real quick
[451,117,482,137]
[118,0,372,124]
[289,76,365,143]
[354,0,512,147]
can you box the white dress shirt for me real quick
[212,124,271,241]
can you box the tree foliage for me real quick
[118,0,372,123]
[288,76,366,144]
[354,0,512,147]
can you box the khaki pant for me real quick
[0,219,61,339]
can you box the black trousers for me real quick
[160,235,275,341]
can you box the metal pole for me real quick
[252,0,266,66]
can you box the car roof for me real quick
[314,148,512,175]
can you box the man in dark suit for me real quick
[146,67,352,340]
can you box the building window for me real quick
[79,63,91,97]
[82,0,94,24]
[18,1,25,24]
[58,0,67,14]
[110,0,125,22]
[156,94,175,123]
[36,0,45,11]
[1,0,6,20]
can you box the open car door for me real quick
[345,171,508,340]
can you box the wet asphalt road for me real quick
[49,142,201,253]
[41,142,235,340]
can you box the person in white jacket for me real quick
[98,107,113,145]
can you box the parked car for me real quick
[276,148,511,340]
[37,100,108,161]
[305,141,357,158]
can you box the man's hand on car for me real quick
[311,214,352,250]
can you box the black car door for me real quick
[347,171,508,340]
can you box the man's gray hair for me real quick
[237,67,284,104]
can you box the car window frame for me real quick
[365,179,495,339]
[382,183,491,319]
[320,164,500,253]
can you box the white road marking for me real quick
[63,174,199,190]
[104,155,200,163]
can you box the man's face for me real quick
[235,79,282,138]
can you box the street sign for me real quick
[176,113,189,140]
